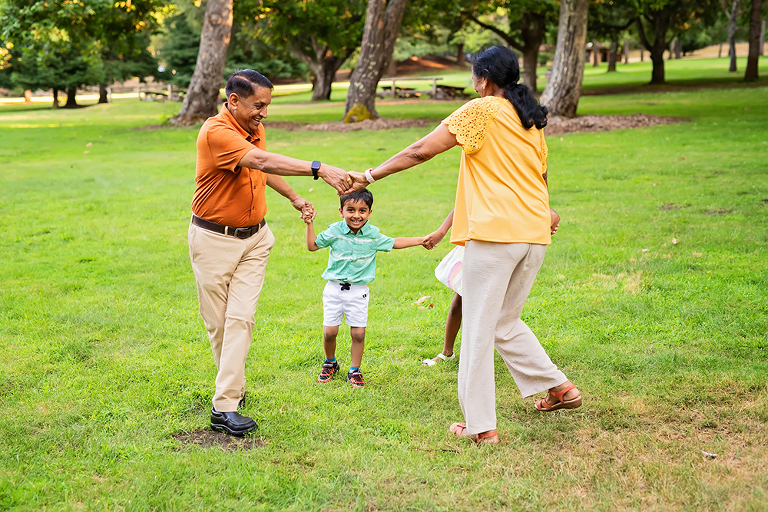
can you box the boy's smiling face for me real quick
[339,199,372,234]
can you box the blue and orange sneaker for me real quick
[318,361,340,383]
[346,369,365,388]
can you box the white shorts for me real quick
[322,281,370,327]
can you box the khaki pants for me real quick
[459,241,567,435]
[188,222,275,412]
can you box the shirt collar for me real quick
[343,220,369,236]
[220,103,262,142]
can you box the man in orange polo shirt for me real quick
[189,69,352,436]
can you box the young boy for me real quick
[305,189,424,387]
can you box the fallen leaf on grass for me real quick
[83,150,90,155]
[641,249,649,253]
[279,404,286,414]
[679,156,685,160]
[413,296,431,305]
[418,303,434,310]
[86,142,93,147]
[672,238,678,245]
[701,451,718,459]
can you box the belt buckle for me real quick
[233,227,251,239]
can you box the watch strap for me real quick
[364,168,376,184]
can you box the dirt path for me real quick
[264,113,688,135]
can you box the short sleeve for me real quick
[541,132,548,175]
[315,228,333,249]
[206,124,257,173]
[441,97,505,155]
[372,234,395,253]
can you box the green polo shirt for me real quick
[315,220,396,284]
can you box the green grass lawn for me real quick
[1,83,767,510]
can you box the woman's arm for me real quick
[347,124,458,192]
[422,209,455,250]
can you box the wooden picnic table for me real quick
[379,76,444,99]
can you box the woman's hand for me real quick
[345,171,369,193]
[550,208,561,235]
[422,230,446,250]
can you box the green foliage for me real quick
[157,11,201,87]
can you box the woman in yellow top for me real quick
[348,45,582,444]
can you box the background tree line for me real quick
[0,0,764,116]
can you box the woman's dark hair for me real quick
[471,46,547,130]
[225,69,273,100]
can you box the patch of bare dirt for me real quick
[266,113,688,135]
[173,429,268,451]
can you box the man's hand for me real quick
[422,230,446,250]
[319,164,353,194]
[550,208,561,235]
[290,197,316,222]
[345,171,369,193]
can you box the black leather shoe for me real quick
[211,407,257,436]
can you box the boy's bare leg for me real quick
[350,327,366,368]
[323,325,339,360]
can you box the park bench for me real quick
[137,85,185,102]
[376,76,444,99]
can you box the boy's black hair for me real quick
[340,189,373,209]
[225,69,273,100]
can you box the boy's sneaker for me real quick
[318,361,340,383]
[347,369,365,388]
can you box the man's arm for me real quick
[393,236,425,249]
[238,148,351,194]
[306,220,320,251]
[266,175,315,220]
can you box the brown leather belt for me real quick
[191,214,266,239]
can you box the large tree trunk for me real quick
[98,83,108,104]
[519,12,546,93]
[343,0,408,122]
[760,18,765,55]
[456,42,466,67]
[674,39,682,59]
[728,0,739,72]
[540,0,588,117]
[64,87,78,108]
[745,0,763,80]
[623,40,630,64]
[170,0,233,126]
[607,37,618,71]
[52,88,59,109]
[522,47,540,91]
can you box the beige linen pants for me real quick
[459,241,567,435]
[188,222,275,412]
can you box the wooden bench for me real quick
[434,85,470,100]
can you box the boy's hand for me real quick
[422,230,446,250]
[550,208,561,235]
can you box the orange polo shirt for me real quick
[443,96,551,246]
[191,104,268,227]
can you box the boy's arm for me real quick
[423,209,454,250]
[306,220,320,251]
[393,236,425,249]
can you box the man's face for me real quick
[339,199,372,234]
[228,86,271,134]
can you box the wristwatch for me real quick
[364,168,376,184]
[311,160,321,180]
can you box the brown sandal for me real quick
[535,384,582,412]
[449,422,500,444]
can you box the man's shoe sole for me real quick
[211,423,257,437]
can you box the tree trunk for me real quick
[522,46,540,92]
[592,39,599,66]
[636,15,670,84]
[607,37,618,71]
[674,39,682,59]
[719,41,723,57]
[64,87,78,108]
[760,18,765,55]
[170,0,233,126]
[290,41,349,101]
[728,0,739,72]
[343,0,408,122]
[623,40,630,64]
[456,42,466,67]
[98,83,109,104]
[540,0,589,117]
[745,0,763,81]
[519,12,546,93]
[640,47,644,61]
[52,88,59,109]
